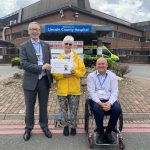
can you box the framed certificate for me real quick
[51,59,72,74]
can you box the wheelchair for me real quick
[84,99,125,149]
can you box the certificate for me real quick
[51,59,72,74]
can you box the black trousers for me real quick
[90,100,121,134]
[24,76,49,131]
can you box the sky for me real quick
[0,0,150,23]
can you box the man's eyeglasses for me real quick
[29,28,40,32]
[64,43,72,46]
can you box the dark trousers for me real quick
[24,76,49,131]
[90,100,121,134]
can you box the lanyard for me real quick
[34,42,44,63]
[97,72,107,88]
[35,43,41,54]
[33,41,41,54]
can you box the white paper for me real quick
[51,59,72,74]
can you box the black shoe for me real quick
[23,130,31,141]
[96,134,105,144]
[105,134,116,144]
[43,128,52,138]
[70,128,76,136]
[63,126,69,136]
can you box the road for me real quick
[0,64,20,79]
[0,64,150,78]
[125,64,150,78]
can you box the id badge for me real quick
[97,90,105,99]
[38,61,43,65]
[36,53,43,65]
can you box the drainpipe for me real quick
[2,26,10,40]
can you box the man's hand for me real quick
[71,69,75,75]
[103,102,111,111]
[99,102,111,111]
[42,63,51,71]
[64,69,75,78]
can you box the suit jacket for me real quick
[19,39,52,90]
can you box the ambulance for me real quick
[84,45,119,62]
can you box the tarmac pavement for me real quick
[0,133,150,150]
[0,123,150,150]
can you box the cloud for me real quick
[0,0,39,18]
[0,0,16,17]
[90,0,150,23]
[0,0,150,23]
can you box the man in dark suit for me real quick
[19,22,52,141]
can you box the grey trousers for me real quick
[58,95,80,128]
[24,76,49,131]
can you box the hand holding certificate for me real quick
[51,59,73,74]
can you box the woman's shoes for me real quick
[63,126,76,136]
[63,126,69,136]
[70,128,76,136]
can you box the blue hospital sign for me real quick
[44,25,93,33]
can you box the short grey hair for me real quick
[63,35,74,44]
[28,22,40,31]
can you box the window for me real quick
[102,49,111,57]
[146,37,150,42]
[0,48,3,55]
[84,49,97,55]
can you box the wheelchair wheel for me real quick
[119,111,123,131]
[119,138,125,150]
[88,134,94,149]
[84,100,90,133]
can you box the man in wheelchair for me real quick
[87,57,121,144]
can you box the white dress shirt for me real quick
[87,70,118,104]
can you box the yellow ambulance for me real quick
[84,45,119,62]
